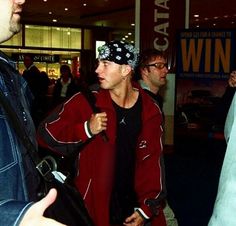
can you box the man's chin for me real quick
[10,20,21,34]
[99,83,107,89]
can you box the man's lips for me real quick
[98,77,105,82]
[14,11,22,15]
[14,7,22,14]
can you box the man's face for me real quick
[0,0,25,43]
[95,60,129,90]
[142,56,168,90]
[23,55,33,68]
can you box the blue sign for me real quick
[176,29,236,79]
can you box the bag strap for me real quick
[0,88,57,180]
[81,89,108,142]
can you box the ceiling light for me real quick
[65,8,68,11]
[83,3,87,6]
[52,19,57,22]
[49,11,52,15]
[43,0,47,2]
[194,14,199,18]
[128,32,132,35]
[213,16,218,19]
[131,23,135,26]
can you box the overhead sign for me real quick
[12,53,60,63]
[176,30,236,79]
[140,0,185,72]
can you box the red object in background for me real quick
[71,56,80,78]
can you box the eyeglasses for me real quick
[145,62,168,69]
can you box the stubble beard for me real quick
[9,16,21,34]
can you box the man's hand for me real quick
[228,71,236,87]
[19,188,66,226]
[123,211,145,226]
[89,112,108,135]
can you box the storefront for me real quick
[0,24,96,80]
[11,52,80,80]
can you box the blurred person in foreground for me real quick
[0,0,65,225]
[208,71,236,226]
[37,40,167,226]
[135,49,178,226]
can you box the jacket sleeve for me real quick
[135,115,164,219]
[0,200,32,226]
[37,93,92,156]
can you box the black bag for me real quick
[39,174,94,226]
[0,88,94,226]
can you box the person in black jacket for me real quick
[22,54,42,97]
[52,64,81,108]
[22,54,50,127]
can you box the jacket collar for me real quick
[0,51,16,68]
[95,83,161,123]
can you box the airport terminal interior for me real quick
[1,0,236,225]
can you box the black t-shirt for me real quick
[110,94,142,224]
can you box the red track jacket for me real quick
[37,86,166,226]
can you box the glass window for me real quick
[25,25,50,47]
[0,30,22,46]
[84,29,92,49]
[25,25,82,49]
[70,28,82,49]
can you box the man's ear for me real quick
[141,67,149,78]
[121,64,132,76]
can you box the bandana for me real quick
[97,40,139,69]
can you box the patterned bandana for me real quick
[97,40,139,69]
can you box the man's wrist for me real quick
[84,120,94,138]
[135,208,149,220]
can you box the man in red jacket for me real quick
[37,40,166,226]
